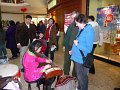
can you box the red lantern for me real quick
[21,7,27,12]
[105,14,114,22]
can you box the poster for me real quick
[64,13,73,34]
[96,5,119,43]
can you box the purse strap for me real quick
[76,27,85,58]
[80,50,85,58]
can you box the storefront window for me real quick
[89,0,120,63]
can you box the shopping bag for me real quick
[0,56,9,64]
[54,75,77,90]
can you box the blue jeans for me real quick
[75,62,89,90]
[0,45,7,57]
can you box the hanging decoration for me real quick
[20,7,27,12]
[105,14,114,22]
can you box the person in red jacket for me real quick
[38,32,47,54]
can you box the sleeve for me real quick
[35,57,46,63]
[50,25,57,45]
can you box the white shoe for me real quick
[76,88,78,90]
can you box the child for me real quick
[22,40,52,82]
[38,32,47,54]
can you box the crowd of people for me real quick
[0,12,103,90]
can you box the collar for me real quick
[28,50,36,56]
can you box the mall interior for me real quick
[0,0,120,90]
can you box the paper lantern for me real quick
[105,14,114,22]
[20,7,27,12]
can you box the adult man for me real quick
[87,15,103,74]
[63,11,79,76]
[16,15,36,70]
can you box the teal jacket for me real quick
[71,24,94,64]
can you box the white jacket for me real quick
[88,21,103,46]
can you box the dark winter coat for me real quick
[6,25,17,49]
[15,22,36,46]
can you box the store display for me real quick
[112,18,120,55]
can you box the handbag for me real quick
[80,50,94,68]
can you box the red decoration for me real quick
[21,7,27,12]
[105,14,114,22]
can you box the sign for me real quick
[64,13,73,34]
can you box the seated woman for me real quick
[22,40,52,82]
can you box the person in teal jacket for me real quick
[69,14,94,90]
[0,21,7,59]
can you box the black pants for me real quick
[10,48,18,57]
[45,42,55,61]
[89,44,97,74]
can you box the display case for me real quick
[112,18,120,55]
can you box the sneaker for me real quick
[76,88,78,90]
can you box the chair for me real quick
[26,77,46,90]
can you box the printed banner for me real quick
[64,13,73,34]
[96,5,119,43]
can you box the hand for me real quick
[17,43,21,48]
[69,50,72,55]
[44,64,51,70]
[62,46,65,52]
[74,40,78,46]
[46,59,52,63]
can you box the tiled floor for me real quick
[8,49,120,90]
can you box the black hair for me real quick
[88,15,95,21]
[48,18,55,24]
[25,15,32,19]
[16,21,20,25]
[74,14,87,24]
[29,40,42,54]
[9,20,15,26]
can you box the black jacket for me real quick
[15,22,36,46]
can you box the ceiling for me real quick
[1,0,48,15]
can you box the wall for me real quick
[48,0,86,32]
[2,13,24,23]
[2,13,47,23]
[89,0,120,19]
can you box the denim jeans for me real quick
[75,62,89,90]
[0,45,7,57]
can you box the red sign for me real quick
[105,14,114,22]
